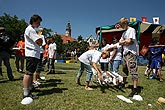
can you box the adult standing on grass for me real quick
[119,17,139,97]
[22,14,43,100]
[0,27,15,81]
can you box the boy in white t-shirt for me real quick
[110,36,122,73]
[33,28,46,87]
[99,39,110,73]
[119,17,139,97]
[47,37,57,74]
[76,49,111,90]
[22,15,43,100]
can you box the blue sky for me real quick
[0,0,165,39]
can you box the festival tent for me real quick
[96,21,165,55]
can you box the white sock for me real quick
[23,88,29,96]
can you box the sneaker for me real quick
[19,69,23,73]
[34,81,41,85]
[149,75,154,80]
[32,81,41,88]
[39,76,46,81]
[128,89,138,97]
[76,82,81,86]
[118,83,125,89]
[85,87,94,91]
[9,78,15,81]
[23,94,38,100]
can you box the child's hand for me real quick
[98,74,104,81]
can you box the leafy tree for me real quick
[42,28,52,38]
[0,13,27,42]
[77,35,83,42]
[53,34,64,58]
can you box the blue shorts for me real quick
[150,60,161,69]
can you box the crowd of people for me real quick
[0,14,57,102]
[143,37,165,82]
[0,15,164,104]
[76,17,140,97]
[76,17,164,98]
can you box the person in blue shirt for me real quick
[147,38,164,82]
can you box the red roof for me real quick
[61,35,76,44]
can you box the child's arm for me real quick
[148,44,165,48]
[109,47,117,62]
[35,38,43,46]
[92,62,103,80]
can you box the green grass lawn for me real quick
[0,59,164,110]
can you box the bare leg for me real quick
[85,81,93,90]
[23,74,33,96]
[157,69,163,81]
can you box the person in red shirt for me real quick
[42,38,50,72]
[15,35,25,73]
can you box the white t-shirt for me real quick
[110,43,122,60]
[40,35,46,53]
[24,25,41,59]
[99,57,109,63]
[78,49,102,65]
[99,44,111,63]
[120,26,138,55]
[101,44,113,51]
[48,42,57,59]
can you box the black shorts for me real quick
[26,57,39,75]
[36,53,43,73]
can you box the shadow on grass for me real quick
[0,77,23,83]
[55,71,66,74]
[100,85,125,93]
[39,79,64,88]
[126,85,144,94]
[37,87,68,96]
[57,67,77,70]
[91,82,125,93]
[35,78,68,96]
[0,80,8,83]
[47,71,66,75]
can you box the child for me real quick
[76,47,113,90]
[22,14,43,100]
[47,37,57,74]
[147,38,164,82]
[99,38,110,74]
[42,38,50,72]
[15,35,25,73]
[33,28,46,87]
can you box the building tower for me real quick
[65,20,71,36]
